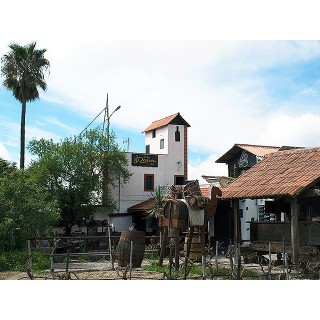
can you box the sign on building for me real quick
[131,153,158,167]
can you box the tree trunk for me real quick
[20,100,27,170]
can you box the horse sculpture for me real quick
[158,180,222,270]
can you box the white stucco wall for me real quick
[111,151,185,213]
[240,199,264,240]
[145,126,169,154]
[90,122,188,233]
[108,123,187,214]
[167,124,185,164]
[145,124,185,167]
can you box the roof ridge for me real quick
[236,143,280,149]
[149,112,179,124]
[264,145,319,157]
[143,112,190,132]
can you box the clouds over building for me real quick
[2,40,320,180]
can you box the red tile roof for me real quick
[143,113,190,132]
[220,146,320,199]
[127,198,156,212]
[216,144,280,163]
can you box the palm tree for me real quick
[1,42,50,170]
[146,186,165,219]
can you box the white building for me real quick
[94,112,190,233]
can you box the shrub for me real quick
[0,170,60,251]
[0,250,50,272]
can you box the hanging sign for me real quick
[131,153,158,167]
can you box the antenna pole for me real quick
[101,93,108,143]
[123,137,130,152]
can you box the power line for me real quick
[76,106,107,140]
[75,95,121,141]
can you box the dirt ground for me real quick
[0,260,165,280]
[0,271,28,280]
[0,258,234,280]
[0,258,283,280]
[0,269,165,280]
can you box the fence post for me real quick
[229,240,234,279]
[27,240,33,279]
[50,254,55,280]
[285,253,289,280]
[183,235,189,280]
[202,255,205,279]
[129,240,133,280]
[268,242,272,280]
[236,243,241,280]
[282,238,285,278]
[65,248,70,280]
[169,238,173,278]
[174,229,180,273]
[215,240,219,272]
[107,226,114,270]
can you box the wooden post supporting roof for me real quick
[290,197,299,266]
[232,199,240,248]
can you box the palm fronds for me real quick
[146,186,165,219]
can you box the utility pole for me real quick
[123,138,131,152]
[101,93,121,206]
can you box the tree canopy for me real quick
[0,169,60,251]
[0,158,17,177]
[27,127,132,225]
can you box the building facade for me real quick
[94,113,190,233]
[213,144,280,241]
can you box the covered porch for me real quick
[220,147,320,265]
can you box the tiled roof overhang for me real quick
[127,198,156,212]
[143,112,190,132]
[216,144,280,163]
[220,147,320,200]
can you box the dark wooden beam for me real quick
[232,199,240,247]
[290,197,299,266]
[300,189,320,197]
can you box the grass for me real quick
[142,254,262,279]
[0,250,50,272]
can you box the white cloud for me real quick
[40,93,64,105]
[188,154,228,184]
[37,116,75,133]
[26,126,62,143]
[32,41,320,177]
[2,40,320,180]
[258,113,320,148]
[0,142,10,160]
[36,40,320,142]
[0,116,64,164]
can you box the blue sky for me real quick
[1,2,320,185]
[2,40,320,184]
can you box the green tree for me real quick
[0,158,17,177]
[1,42,50,170]
[27,128,132,230]
[0,170,59,251]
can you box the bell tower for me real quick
[143,112,190,182]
